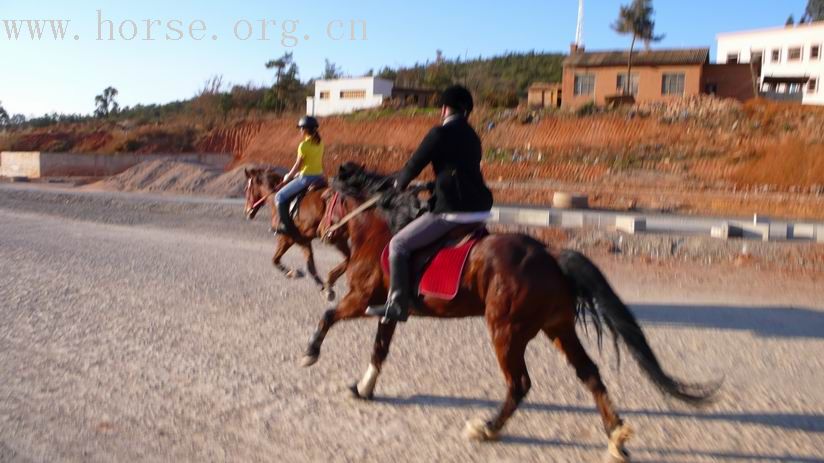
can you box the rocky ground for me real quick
[1,184,823,462]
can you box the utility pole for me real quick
[575,0,584,47]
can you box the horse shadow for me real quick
[630,304,824,340]
[374,394,824,462]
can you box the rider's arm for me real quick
[283,157,304,183]
[396,128,440,190]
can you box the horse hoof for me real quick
[604,449,631,463]
[286,269,305,279]
[322,289,336,302]
[301,354,319,368]
[348,383,374,401]
[463,419,499,442]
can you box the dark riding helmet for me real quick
[439,85,474,115]
[297,116,319,129]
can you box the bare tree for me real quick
[199,75,224,96]
[94,87,119,118]
[612,0,665,95]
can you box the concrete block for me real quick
[792,224,816,240]
[515,209,551,227]
[615,216,647,234]
[711,223,743,240]
[560,211,585,229]
[767,224,789,241]
[553,192,589,209]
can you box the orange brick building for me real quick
[562,47,756,109]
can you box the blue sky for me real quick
[0,0,808,116]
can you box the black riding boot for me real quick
[276,200,300,238]
[366,252,412,323]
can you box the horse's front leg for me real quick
[302,291,369,367]
[323,240,351,301]
[349,320,397,400]
[299,243,326,295]
[272,235,303,279]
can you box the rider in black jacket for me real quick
[366,85,494,323]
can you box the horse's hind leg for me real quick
[349,320,397,400]
[550,328,632,463]
[465,329,532,441]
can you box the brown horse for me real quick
[302,165,718,462]
[243,167,349,301]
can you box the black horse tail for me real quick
[557,249,721,405]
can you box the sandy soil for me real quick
[1,186,823,462]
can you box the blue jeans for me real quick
[276,175,322,205]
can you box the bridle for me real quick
[244,177,283,216]
[320,191,381,242]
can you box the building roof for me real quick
[528,82,562,90]
[717,20,824,38]
[563,48,710,68]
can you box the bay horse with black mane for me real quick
[304,163,719,462]
[243,167,349,301]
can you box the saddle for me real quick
[381,223,489,300]
[288,177,328,218]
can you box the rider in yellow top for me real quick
[275,116,324,237]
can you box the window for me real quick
[616,73,639,95]
[319,91,330,100]
[574,74,596,96]
[788,47,802,61]
[809,78,819,94]
[751,50,764,64]
[340,90,366,99]
[726,52,739,64]
[771,49,782,63]
[661,73,686,96]
[789,83,802,94]
[812,45,821,60]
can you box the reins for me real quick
[322,194,381,239]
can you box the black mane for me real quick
[332,162,427,233]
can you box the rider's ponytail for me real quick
[308,128,322,145]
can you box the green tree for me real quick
[0,102,9,127]
[803,0,824,22]
[264,52,303,112]
[322,59,343,80]
[94,87,119,118]
[786,15,795,26]
[612,0,665,96]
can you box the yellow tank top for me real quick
[298,137,324,176]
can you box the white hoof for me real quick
[606,424,633,463]
[463,418,499,442]
[322,288,336,302]
[300,355,318,367]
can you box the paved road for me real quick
[1,185,824,462]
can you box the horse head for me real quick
[243,167,284,220]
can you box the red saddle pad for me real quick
[380,235,484,300]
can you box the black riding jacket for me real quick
[396,116,494,214]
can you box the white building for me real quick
[717,22,824,105]
[306,77,394,116]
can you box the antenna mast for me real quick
[575,0,584,47]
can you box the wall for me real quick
[562,64,703,109]
[701,64,758,101]
[0,152,231,178]
[307,77,393,116]
[717,22,824,105]
[0,152,41,177]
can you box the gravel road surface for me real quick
[1,184,823,462]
